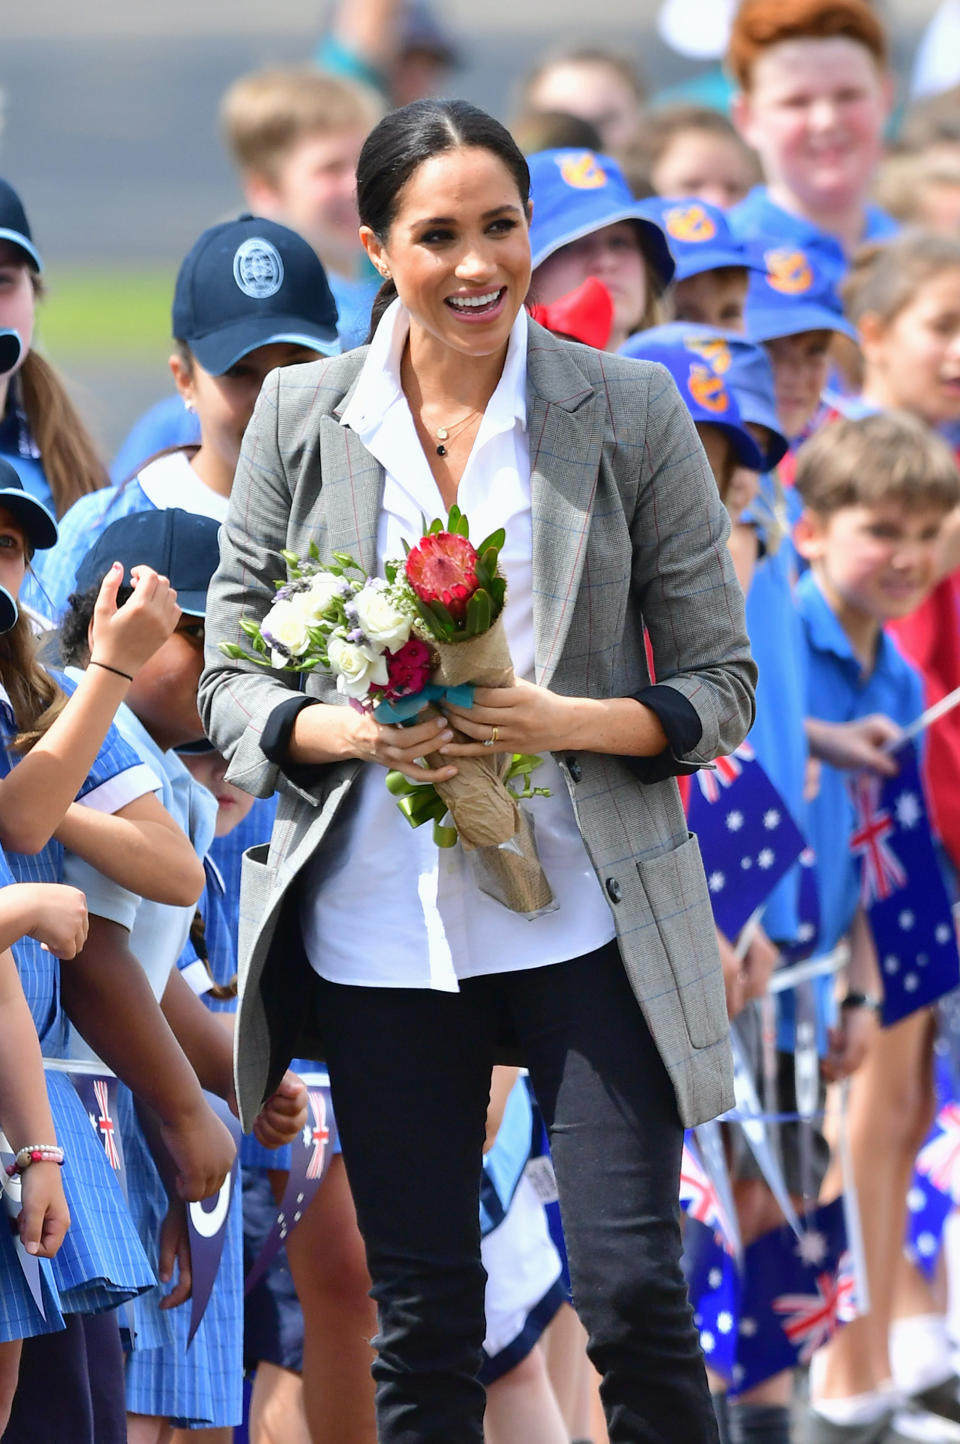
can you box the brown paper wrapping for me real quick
[422,614,554,914]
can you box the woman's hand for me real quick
[352,709,460,785]
[89,562,181,676]
[439,680,578,757]
[18,1162,70,1258]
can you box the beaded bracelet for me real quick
[5,1144,65,1177]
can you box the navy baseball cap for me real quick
[629,323,788,470]
[0,180,43,272]
[621,336,764,471]
[75,508,222,616]
[0,458,57,553]
[0,586,17,634]
[172,216,340,375]
[637,198,763,283]
[527,151,675,289]
[745,242,858,345]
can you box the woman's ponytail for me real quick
[365,277,399,344]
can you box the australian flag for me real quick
[906,1098,960,1279]
[849,743,959,1026]
[733,1197,850,1394]
[681,1134,741,1380]
[687,742,808,939]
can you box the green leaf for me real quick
[465,589,491,637]
[401,538,411,557]
[447,503,462,530]
[331,550,359,569]
[308,540,320,560]
[385,561,397,584]
[455,513,470,537]
[238,618,261,638]
[428,518,444,535]
[218,642,247,659]
[280,549,300,566]
[477,528,505,556]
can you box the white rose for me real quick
[298,571,343,624]
[262,597,311,666]
[327,635,390,700]
[353,584,412,649]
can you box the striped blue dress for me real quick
[0,682,157,1327]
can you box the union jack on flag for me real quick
[93,1077,121,1172]
[304,1088,331,1181]
[695,741,756,804]
[916,1102,960,1200]
[849,773,906,905]
[772,1271,842,1363]
[680,1135,735,1253]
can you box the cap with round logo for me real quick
[172,216,340,375]
[635,197,765,283]
[0,179,43,272]
[745,241,858,345]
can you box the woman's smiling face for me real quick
[360,145,532,360]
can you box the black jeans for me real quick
[318,941,719,1444]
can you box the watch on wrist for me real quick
[839,990,881,1014]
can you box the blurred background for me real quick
[2,0,944,456]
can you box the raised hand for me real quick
[89,562,181,677]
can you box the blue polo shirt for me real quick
[790,570,924,1048]
[729,186,898,281]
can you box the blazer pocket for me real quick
[635,833,728,1050]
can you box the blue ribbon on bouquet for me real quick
[372,681,475,726]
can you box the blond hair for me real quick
[220,67,381,184]
[795,410,960,517]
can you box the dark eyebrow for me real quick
[411,204,524,228]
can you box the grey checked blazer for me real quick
[199,321,757,1130]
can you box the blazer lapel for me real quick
[527,323,605,688]
[314,382,384,575]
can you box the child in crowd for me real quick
[641,104,761,211]
[516,46,646,156]
[38,215,341,622]
[57,509,306,1443]
[219,67,381,352]
[637,196,760,331]
[525,149,675,353]
[0,179,107,525]
[727,0,896,268]
[793,413,960,1444]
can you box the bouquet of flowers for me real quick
[221,508,554,914]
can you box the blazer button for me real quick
[605,877,622,903]
[565,755,582,783]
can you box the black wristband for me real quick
[839,991,881,1013]
[89,659,134,683]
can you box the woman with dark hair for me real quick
[201,97,756,1444]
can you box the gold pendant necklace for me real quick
[434,409,481,457]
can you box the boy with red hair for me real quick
[728,0,896,272]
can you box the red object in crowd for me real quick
[888,574,960,873]
[527,277,615,351]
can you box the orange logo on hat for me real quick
[688,362,729,413]
[665,203,717,243]
[764,247,814,295]
[558,152,607,189]
[685,336,732,375]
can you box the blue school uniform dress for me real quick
[65,698,244,1428]
[0,843,69,1343]
[793,570,925,1048]
[0,680,158,1323]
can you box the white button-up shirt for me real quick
[299,300,614,990]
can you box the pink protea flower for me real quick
[405,531,478,620]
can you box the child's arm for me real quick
[0,565,180,854]
[728,522,760,596]
[805,714,902,777]
[53,795,205,908]
[0,947,70,1256]
[58,914,236,1201]
[0,881,88,958]
[821,907,881,1084]
[160,966,307,1147]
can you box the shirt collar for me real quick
[796,569,901,681]
[340,297,528,440]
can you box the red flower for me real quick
[405,532,478,620]
[382,637,433,699]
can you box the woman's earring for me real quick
[184,399,196,414]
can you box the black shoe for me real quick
[910,1377,960,1429]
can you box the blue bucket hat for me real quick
[0,457,58,553]
[527,150,675,289]
[636,198,763,282]
[172,215,340,375]
[745,241,858,345]
[629,322,788,470]
[75,508,222,617]
[621,335,764,471]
